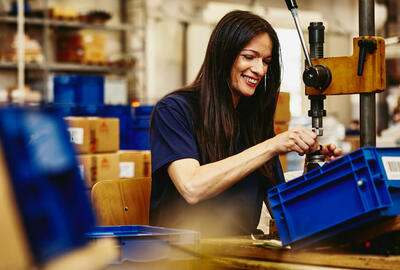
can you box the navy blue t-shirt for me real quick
[150,91,284,237]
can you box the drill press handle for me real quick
[284,0,332,91]
[285,0,298,10]
[284,0,313,68]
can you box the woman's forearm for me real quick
[168,126,318,204]
[168,139,276,204]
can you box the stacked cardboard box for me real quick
[65,116,152,188]
[118,150,151,179]
[274,92,291,172]
[65,117,120,188]
[56,30,106,64]
[65,117,153,226]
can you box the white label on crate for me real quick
[78,164,84,179]
[68,127,84,145]
[120,162,135,178]
[382,156,400,180]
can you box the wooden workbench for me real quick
[200,236,400,270]
[200,216,400,269]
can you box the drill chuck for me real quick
[308,95,326,136]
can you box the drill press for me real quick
[284,0,386,171]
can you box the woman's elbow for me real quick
[184,195,200,205]
[180,184,202,205]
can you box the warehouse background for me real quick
[0,0,398,164]
[0,0,397,130]
[2,1,400,268]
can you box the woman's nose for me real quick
[251,59,264,75]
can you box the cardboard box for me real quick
[93,153,120,183]
[274,92,291,123]
[65,117,91,154]
[274,122,289,135]
[56,30,106,63]
[49,7,79,20]
[118,150,151,179]
[77,154,94,187]
[65,117,119,154]
[90,117,119,153]
[77,153,120,187]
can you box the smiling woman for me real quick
[149,10,341,237]
[230,33,273,106]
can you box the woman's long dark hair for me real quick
[158,10,281,182]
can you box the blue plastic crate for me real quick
[0,107,95,264]
[130,105,153,150]
[132,118,150,150]
[53,75,104,106]
[267,147,400,249]
[86,225,200,263]
[41,103,79,117]
[133,105,154,118]
[76,104,104,117]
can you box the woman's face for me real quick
[230,32,273,107]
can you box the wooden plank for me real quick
[202,256,349,270]
[201,237,400,270]
[342,216,400,245]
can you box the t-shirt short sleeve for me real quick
[150,95,200,174]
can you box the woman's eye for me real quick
[242,55,254,60]
[263,60,271,65]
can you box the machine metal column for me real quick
[359,0,376,147]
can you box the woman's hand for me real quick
[320,143,342,162]
[269,126,319,156]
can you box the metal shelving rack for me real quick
[0,16,130,31]
[126,0,147,103]
[1,0,146,102]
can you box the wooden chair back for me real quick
[91,177,151,226]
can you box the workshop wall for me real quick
[146,19,184,104]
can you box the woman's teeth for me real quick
[245,77,257,84]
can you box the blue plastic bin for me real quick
[42,103,79,117]
[53,75,104,106]
[0,107,95,264]
[77,104,104,117]
[131,105,153,150]
[86,225,200,263]
[132,118,150,150]
[134,105,154,117]
[267,147,400,249]
[102,105,134,149]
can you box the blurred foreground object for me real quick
[0,142,32,269]
[0,107,117,268]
